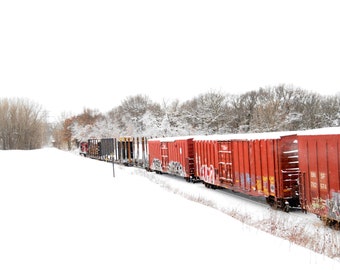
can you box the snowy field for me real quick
[0,148,339,269]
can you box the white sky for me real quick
[1,0,340,120]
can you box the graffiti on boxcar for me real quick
[326,192,340,221]
[152,159,162,172]
[269,176,275,194]
[246,174,251,184]
[240,175,244,188]
[263,176,269,195]
[168,161,185,177]
[200,164,215,183]
[310,197,327,216]
[256,178,262,191]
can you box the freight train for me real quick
[78,128,340,228]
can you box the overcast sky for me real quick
[1,0,340,120]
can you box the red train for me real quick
[147,128,340,226]
[79,128,340,227]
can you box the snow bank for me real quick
[0,148,339,269]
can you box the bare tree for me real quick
[229,90,258,132]
[0,98,48,149]
[249,87,281,132]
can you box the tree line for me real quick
[0,98,48,150]
[53,84,340,150]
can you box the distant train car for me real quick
[148,137,196,181]
[87,139,101,159]
[134,136,148,167]
[110,136,148,167]
[100,138,115,161]
[194,132,299,211]
[116,137,134,165]
[298,128,340,226]
[79,141,88,157]
[80,136,148,166]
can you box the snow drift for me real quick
[0,148,339,269]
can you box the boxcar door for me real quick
[185,139,195,179]
[280,135,300,207]
[160,141,169,173]
[217,141,233,183]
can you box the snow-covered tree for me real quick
[113,94,163,136]
[52,85,340,150]
[180,91,232,135]
[158,99,189,137]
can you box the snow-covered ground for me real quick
[0,148,339,269]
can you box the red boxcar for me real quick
[148,139,163,172]
[194,132,300,210]
[79,141,88,156]
[148,137,195,180]
[298,128,340,224]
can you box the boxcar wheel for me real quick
[284,204,290,213]
[283,200,290,212]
